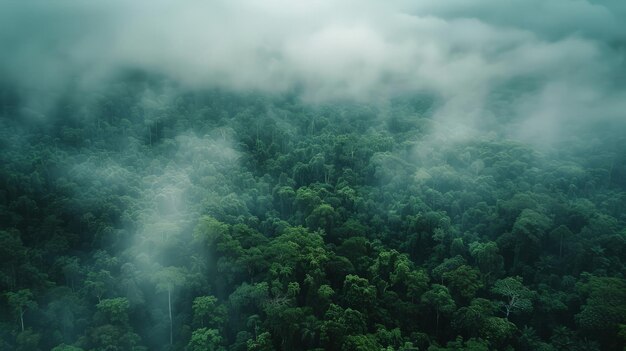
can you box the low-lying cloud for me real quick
[1,0,624,143]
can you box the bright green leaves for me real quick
[187,328,224,351]
[96,297,130,325]
[342,275,376,311]
[491,276,534,319]
[192,295,227,329]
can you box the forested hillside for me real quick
[1,76,625,350]
[2,1,626,350]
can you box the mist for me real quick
[2,0,625,142]
[1,1,625,351]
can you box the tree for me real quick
[342,334,382,351]
[87,323,145,351]
[305,204,338,234]
[510,209,552,266]
[247,331,275,351]
[342,274,376,311]
[96,297,130,325]
[193,216,230,249]
[0,230,25,290]
[576,276,626,340]
[404,269,430,303]
[432,256,466,284]
[15,329,41,351]
[154,266,186,345]
[469,241,504,281]
[187,328,224,351]
[491,276,534,319]
[84,270,113,303]
[479,317,517,346]
[192,295,227,329]
[452,298,496,337]
[320,304,367,349]
[548,225,573,260]
[442,265,483,301]
[421,284,456,335]
[6,289,37,332]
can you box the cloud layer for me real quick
[1,0,624,142]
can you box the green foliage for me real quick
[154,266,187,293]
[192,295,227,328]
[342,275,376,310]
[442,265,483,301]
[187,328,224,351]
[491,276,534,319]
[428,336,490,351]
[6,289,37,331]
[469,241,504,280]
[576,276,626,332]
[0,85,624,351]
[96,297,130,325]
[51,344,84,351]
[246,331,275,351]
[422,284,456,315]
[341,334,382,351]
[16,329,41,351]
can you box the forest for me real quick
[1,1,626,351]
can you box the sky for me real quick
[1,0,625,143]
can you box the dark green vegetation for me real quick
[1,77,625,351]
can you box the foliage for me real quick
[0,83,624,350]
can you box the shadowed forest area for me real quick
[1,1,626,351]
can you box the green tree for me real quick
[442,265,483,301]
[187,328,224,351]
[306,203,338,234]
[452,298,496,337]
[510,209,552,266]
[491,276,534,319]
[96,297,130,325]
[192,295,227,328]
[421,284,456,335]
[15,329,41,351]
[548,225,573,259]
[468,241,504,281]
[247,331,275,351]
[154,266,187,345]
[6,289,37,332]
[342,334,382,351]
[576,276,626,340]
[84,269,113,303]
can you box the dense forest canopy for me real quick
[1,1,625,350]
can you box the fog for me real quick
[1,1,625,350]
[2,0,625,144]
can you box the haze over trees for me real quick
[1,1,626,350]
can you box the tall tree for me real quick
[6,289,37,332]
[421,284,456,336]
[154,266,186,345]
[491,276,534,319]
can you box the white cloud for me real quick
[1,0,624,143]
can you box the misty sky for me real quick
[1,0,625,143]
